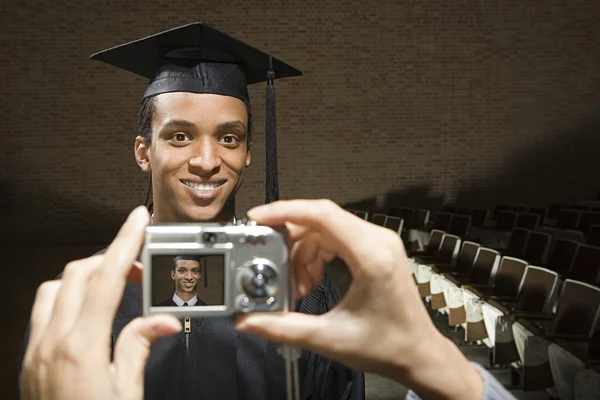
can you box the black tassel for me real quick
[265,56,279,204]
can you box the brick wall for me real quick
[1,0,600,246]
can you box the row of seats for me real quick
[348,200,600,399]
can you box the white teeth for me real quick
[183,181,223,191]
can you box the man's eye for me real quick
[174,133,187,141]
[221,135,240,144]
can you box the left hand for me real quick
[19,206,182,400]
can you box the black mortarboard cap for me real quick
[173,255,202,264]
[90,22,302,204]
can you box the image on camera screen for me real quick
[151,254,225,307]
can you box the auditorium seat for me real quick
[561,244,600,285]
[371,213,387,226]
[432,211,453,232]
[461,257,529,343]
[428,240,480,314]
[544,238,580,275]
[482,266,559,367]
[414,234,461,300]
[447,214,471,238]
[495,210,519,231]
[588,225,600,246]
[548,328,600,400]
[528,206,549,227]
[441,248,501,329]
[515,213,540,231]
[521,231,552,266]
[512,280,600,392]
[383,216,404,236]
[555,209,582,231]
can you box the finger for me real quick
[20,281,62,400]
[249,199,403,279]
[235,312,346,363]
[248,200,369,270]
[112,315,182,390]
[305,260,325,289]
[24,281,62,363]
[41,257,103,356]
[290,233,323,298]
[126,261,144,284]
[284,222,312,242]
[75,206,149,345]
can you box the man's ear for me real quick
[135,136,152,173]
[245,149,252,168]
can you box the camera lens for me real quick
[240,261,279,299]
[202,232,217,244]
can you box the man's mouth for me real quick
[183,282,194,288]
[182,180,225,192]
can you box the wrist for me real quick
[388,331,484,400]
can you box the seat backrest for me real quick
[398,208,415,229]
[522,231,552,266]
[496,211,518,231]
[455,241,481,274]
[528,207,548,226]
[506,228,531,258]
[433,212,453,231]
[493,204,511,220]
[511,206,528,213]
[470,208,489,228]
[412,209,430,230]
[556,209,582,230]
[436,234,461,264]
[570,245,600,283]
[569,205,591,211]
[516,213,540,230]
[448,215,471,237]
[470,248,501,285]
[547,203,567,220]
[546,238,579,272]
[383,216,404,235]
[579,212,600,236]
[425,230,445,256]
[492,257,528,298]
[457,207,471,215]
[354,210,369,220]
[388,207,403,217]
[372,213,387,226]
[588,225,600,246]
[552,280,600,338]
[441,205,456,213]
[515,266,559,313]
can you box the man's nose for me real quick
[188,138,222,173]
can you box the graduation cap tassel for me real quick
[265,56,279,204]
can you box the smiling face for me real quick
[135,92,252,222]
[171,259,201,296]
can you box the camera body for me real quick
[142,221,292,318]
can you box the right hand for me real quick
[234,199,484,400]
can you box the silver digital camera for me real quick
[141,221,293,318]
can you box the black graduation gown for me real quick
[17,249,365,400]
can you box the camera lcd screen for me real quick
[151,254,225,307]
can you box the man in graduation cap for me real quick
[158,255,207,307]
[17,22,365,400]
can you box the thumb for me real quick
[112,315,182,386]
[235,312,344,360]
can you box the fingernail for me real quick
[247,205,269,219]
